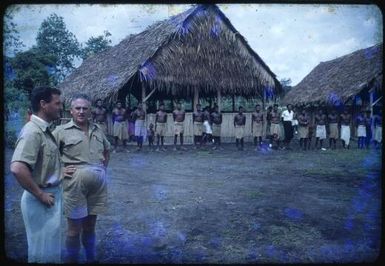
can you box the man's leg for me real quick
[161,136,164,147]
[240,138,244,150]
[66,218,83,263]
[174,134,178,150]
[180,133,184,146]
[81,215,97,263]
[236,138,239,149]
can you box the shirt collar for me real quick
[63,119,97,131]
[30,114,52,132]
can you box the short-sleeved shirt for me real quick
[11,115,61,187]
[53,120,111,166]
[281,110,294,121]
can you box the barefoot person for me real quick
[192,103,204,148]
[202,106,213,145]
[211,104,222,150]
[132,102,146,151]
[92,99,108,135]
[234,106,246,151]
[328,108,339,149]
[155,102,167,151]
[270,104,282,149]
[298,108,310,151]
[355,110,367,149]
[251,104,264,151]
[340,108,352,149]
[53,94,110,263]
[10,86,63,263]
[112,101,128,152]
[315,108,327,150]
[173,102,186,150]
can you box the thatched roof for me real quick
[282,43,383,106]
[58,4,281,105]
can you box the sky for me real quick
[4,3,383,86]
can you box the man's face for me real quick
[117,102,122,108]
[96,100,102,107]
[287,105,292,111]
[42,93,62,122]
[176,104,181,110]
[273,105,278,111]
[138,104,142,110]
[239,108,244,114]
[301,109,306,115]
[71,98,91,126]
[160,105,164,111]
[256,105,261,112]
[197,105,201,112]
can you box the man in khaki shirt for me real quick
[53,93,110,263]
[10,86,63,263]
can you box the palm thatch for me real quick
[58,4,281,105]
[282,43,383,106]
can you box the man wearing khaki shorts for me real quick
[173,102,186,151]
[54,94,110,263]
[155,102,168,151]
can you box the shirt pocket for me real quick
[64,137,83,157]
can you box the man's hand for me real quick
[63,165,76,177]
[37,191,55,207]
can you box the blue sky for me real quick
[4,3,383,86]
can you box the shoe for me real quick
[155,148,160,152]
[173,147,177,151]
[162,147,167,152]
[321,148,327,151]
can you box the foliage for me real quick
[36,13,81,82]
[81,30,112,59]
[3,6,25,56]
[9,47,57,93]
[4,81,30,111]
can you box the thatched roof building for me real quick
[58,4,281,106]
[282,43,383,107]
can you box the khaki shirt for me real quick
[11,115,61,187]
[53,120,111,166]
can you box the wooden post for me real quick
[232,95,235,112]
[142,83,146,112]
[217,88,222,112]
[193,87,199,112]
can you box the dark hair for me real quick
[159,102,165,106]
[273,104,279,107]
[239,106,244,110]
[255,104,261,107]
[31,86,61,113]
[96,98,102,102]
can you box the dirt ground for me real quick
[3,140,382,263]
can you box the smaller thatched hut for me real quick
[282,43,382,112]
[282,43,383,138]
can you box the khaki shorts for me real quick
[212,124,221,137]
[174,122,184,135]
[63,165,107,219]
[329,123,339,139]
[113,121,128,140]
[298,126,308,139]
[252,122,263,137]
[270,123,281,139]
[155,122,166,136]
[235,125,245,139]
[193,122,203,136]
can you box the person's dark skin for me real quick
[234,107,246,150]
[155,104,167,149]
[298,109,309,150]
[173,103,185,148]
[251,105,264,148]
[340,110,352,148]
[315,109,327,149]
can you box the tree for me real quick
[36,13,80,82]
[80,30,112,59]
[280,78,292,96]
[3,6,25,56]
[10,47,57,93]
